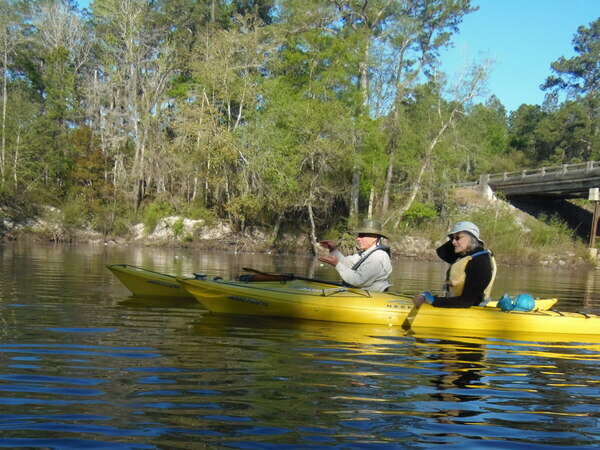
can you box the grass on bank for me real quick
[2,187,595,266]
[388,189,592,266]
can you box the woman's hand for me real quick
[412,292,434,306]
[412,294,426,306]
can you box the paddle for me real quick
[401,303,422,332]
[241,267,346,287]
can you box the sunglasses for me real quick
[452,234,465,241]
[358,233,379,238]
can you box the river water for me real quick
[0,242,599,449]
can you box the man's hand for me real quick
[318,254,339,266]
[319,240,337,251]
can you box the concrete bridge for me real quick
[477,160,600,248]
[478,160,600,199]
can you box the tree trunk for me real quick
[271,213,282,245]
[350,172,360,218]
[367,186,375,219]
[1,49,7,184]
[381,151,394,213]
[349,38,372,219]
[307,202,320,255]
[12,130,19,192]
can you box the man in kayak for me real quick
[412,221,496,308]
[318,219,392,292]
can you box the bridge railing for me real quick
[488,160,600,183]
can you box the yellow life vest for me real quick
[445,250,497,299]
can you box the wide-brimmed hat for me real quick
[353,220,388,239]
[448,221,484,245]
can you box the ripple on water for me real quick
[0,243,598,447]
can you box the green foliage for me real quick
[179,203,218,224]
[454,205,583,265]
[61,197,89,231]
[539,18,599,163]
[172,218,185,238]
[527,214,573,247]
[460,98,510,175]
[542,18,600,100]
[402,202,438,225]
[225,195,263,228]
[0,0,594,264]
[111,216,133,237]
[142,201,173,233]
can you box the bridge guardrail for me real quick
[488,161,600,183]
[393,161,599,194]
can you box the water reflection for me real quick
[424,338,487,423]
[0,242,599,448]
[584,269,596,308]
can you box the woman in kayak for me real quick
[412,221,496,308]
[318,219,392,292]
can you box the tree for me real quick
[2,82,41,197]
[367,0,477,216]
[272,0,477,221]
[0,0,26,188]
[6,0,95,198]
[89,0,175,208]
[509,104,544,157]
[460,95,510,175]
[167,14,270,226]
[384,63,489,226]
[542,18,599,161]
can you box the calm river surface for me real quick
[0,242,599,449]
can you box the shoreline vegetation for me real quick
[2,188,597,270]
[0,4,596,275]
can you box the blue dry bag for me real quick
[512,294,535,312]
[498,293,535,312]
[497,293,513,311]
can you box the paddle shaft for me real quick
[242,267,346,287]
[401,303,422,331]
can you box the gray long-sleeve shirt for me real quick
[331,245,392,292]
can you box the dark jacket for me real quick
[431,240,494,308]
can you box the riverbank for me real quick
[2,189,598,269]
[5,214,597,270]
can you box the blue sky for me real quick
[441,0,600,111]
[77,0,598,112]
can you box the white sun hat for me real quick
[448,221,484,245]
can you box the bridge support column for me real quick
[590,188,600,258]
[478,174,494,200]
[590,201,599,250]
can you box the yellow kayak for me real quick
[107,264,193,298]
[106,264,557,311]
[175,276,595,336]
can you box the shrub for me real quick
[528,213,573,247]
[180,203,217,225]
[172,218,185,238]
[112,216,132,237]
[61,197,89,230]
[402,202,438,225]
[142,201,173,233]
[455,204,586,265]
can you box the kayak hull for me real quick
[177,277,596,336]
[106,263,557,310]
[107,264,193,298]
[107,264,597,337]
[178,277,414,326]
[410,304,600,335]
